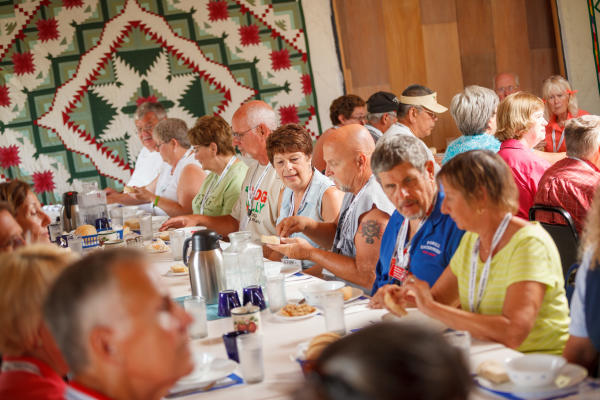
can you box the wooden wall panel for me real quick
[381,0,427,96]
[455,0,496,87]
[491,0,533,93]
[332,0,390,95]
[531,48,560,95]
[419,0,456,24]
[422,22,463,149]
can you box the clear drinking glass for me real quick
[266,274,286,313]
[139,213,153,240]
[237,333,264,383]
[314,290,346,335]
[169,229,186,261]
[183,296,208,339]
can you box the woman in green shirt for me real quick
[161,115,247,228]
[373,150,569,354]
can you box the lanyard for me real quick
[390,195,436,278]
[199,156,236,214]
[468,213,512,312]
[286,170,314,218]
[551,128,565,153]
[336,180,369,251]
[568,156,596,172]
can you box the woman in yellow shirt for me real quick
[373,150,569,354]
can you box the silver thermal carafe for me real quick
[62,191,79,232]
[183,229,222,304]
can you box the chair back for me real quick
[529,205,579,279]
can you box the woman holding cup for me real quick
[372,150,569,354]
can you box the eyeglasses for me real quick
[156,141,166,150]
[420,108,438,120]
[232,125,258,139]
[349,114,367,122]
[496,86,517,94]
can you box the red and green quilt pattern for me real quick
[0,0,321,204]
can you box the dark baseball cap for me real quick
[367,91,399,113]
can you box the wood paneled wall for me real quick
[332,0,560,150]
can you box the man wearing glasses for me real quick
[494,72,520,101]
[386,84,447,171]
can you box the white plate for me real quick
[273,308,319,321]
[475,363,587,400]
[381,310,447,333]
[147,246,170,254]
[171,354,237,392]
[344,287,364,303]
[162,270,188,277]
[281,264,301,277]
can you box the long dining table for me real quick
[151,252,525,400]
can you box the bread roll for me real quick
[384,291,408,317]
[75,224,97,237]
[124,219,140,231]
[339,286,353,301]
[261,235,280,245]
[159,231,170,241]
[306,332,341,360]
[476,360,509,384]
[170,264,187,273]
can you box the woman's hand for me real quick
[160,216,192,231]
[369,284,417,313]
[404,276,435,313]
[267,237,313,260]
[130,186,155,203]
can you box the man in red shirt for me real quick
[534,116,600,233]
[44,248,193,400]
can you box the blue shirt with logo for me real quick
[371,190,465,294]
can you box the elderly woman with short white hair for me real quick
[131,118,206,216]
[442,85,500,164]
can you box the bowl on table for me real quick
[504,354,566,388]
[298,281,345,306]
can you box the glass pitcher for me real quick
[222,231,266,299]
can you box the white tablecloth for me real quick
[152,254,520,400]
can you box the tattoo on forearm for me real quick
[361,220,381,244]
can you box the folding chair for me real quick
[529,205,579,280]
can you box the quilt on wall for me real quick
[0,0,323,204]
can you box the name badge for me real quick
[389,257,409,283]
[283,258,302,268]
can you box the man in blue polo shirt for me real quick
[369,134,464,295]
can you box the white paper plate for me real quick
[171,354,237,391]
[273,308,319,321]
[475,363,587,400]
[162,270,188,277]
[344,287,364,303]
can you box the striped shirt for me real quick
[449,222,570,354]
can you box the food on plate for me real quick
[170,264,188,273]
[261,235,281,245]
[74,224,97,237]
[554,374,571,388]
[279,303,316,317]
[124,219,140,231]
[384,291,408,317]
[123,186,135,193]
[338,286,353,301]
[146,238,169,252]
[305,332,341,360]
[476,360,509,384]
[159,231,170,241]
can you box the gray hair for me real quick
[153,118,191,148]
[43,248,144,374]
[450,85,499,136]
[135,102,166,121]
[367,111,396,124]
[247,105,278,131]
[565,115,600,159]
[397,85,433,119]
[371,134,429,176]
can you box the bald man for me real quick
[270,125,395,289]
[494,72,519,101]
[161,100,284,239]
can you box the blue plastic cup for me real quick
[242,285,266,310]
[218,290,241,317]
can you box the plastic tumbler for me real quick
[314,290,346,335]
[237,333,264,383]
[169,229,186,261]
[242,285,266,310]
[184,296,208,339]
[140,213,153,240]
[266,274,286,313]
[218,290,241,317]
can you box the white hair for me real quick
[450,85,499,136]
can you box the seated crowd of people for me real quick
[1,71,600,399]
